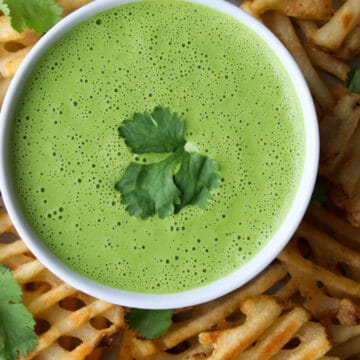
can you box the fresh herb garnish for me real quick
[346,66,360,93]
[0,264,38,360]
[125,308,173,339]
[311,177,327,206]
[116,107,221,219]
[0,0,63,34]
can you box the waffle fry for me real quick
[278,229,360,321]
[57,0,93,15]
[277,206,360,359]
[118,295,332,359]
[336,26,360,60]
[262,11,336,110]
[303,42,350,81]
[311,0,360,51]
[249,0,334,20]
[0,210,125,359]
[242,0,360,227]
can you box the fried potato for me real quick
[148,262,287,354]
[239,1,263,20]
[306,205,360,251]
[328,334,360,359]
[198,296,283,359]
[311,0,360,51]
[0,45,32,78]
[303,42,350,80]
[232,305,311,359]
[262,11,336,110]
[328,321,360,345]
[336,26,360,60]
[57,0,93,15]
[326,126,360,198]
[118,295,331,360]
[319,91,360,172]
[270,322,332,360]
[0,211,125,359]
[250,0,334,20]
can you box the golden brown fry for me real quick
[199,296,283,360]
[278,239,360,320]
[234,306,310,360]
[319,92,360,171]
[27,297,123,359]
[0,211,125,360]
[0,46,32,78]
[297,222,360,282]
[303,42,350,80]
[336,298,360,326]
[57,0,93,15]
[327,126,360,198]
[250,0,334,20]
[270,322,332,360]
[306,205,360,251]
[157,263,287,351]
[115,263,288,359]
[0,16,26,42]
[263,11,335,110]
[312,0,360,51]
[328,322,360,345]
[240,1,263,20]
[0,76,12,106]
[331,185,360,228]
[295,18,318,39]
[328,334,360,359]
[336,26,360,60]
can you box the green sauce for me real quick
[10,0,305,293]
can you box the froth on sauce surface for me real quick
[10,0,305,293]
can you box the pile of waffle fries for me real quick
[0,0,360,358]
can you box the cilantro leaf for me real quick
[116,107,220,219]
[115,154,182,219]
[346,66,360,93]
[0,264,38,360]
[125,309,173,339]
[0,0,63,34]
[119,107,186,154]
[175,152,221,211]
[311,177,327,206]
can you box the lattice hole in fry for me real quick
[58,335,83,351]
[3,41,27,52]
[0,230,18,243]
[336,261,352,277]
[283,337,301,349]
[24,280,52,293]
[90,316,113,330]
[166,340,192,354]
[225,308,247,326]
[172,309,195,323]
[296,236,313,259]
[59,296,87,311]
[34,318,51,336]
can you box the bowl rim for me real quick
[0,0,318,309]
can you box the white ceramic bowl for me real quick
[0,0,318,309]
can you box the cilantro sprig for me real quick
[346,66,360,93]
[0,264,38,360]
[125,308,173,339]
[0,0,63,34]
[116,107,221,219]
